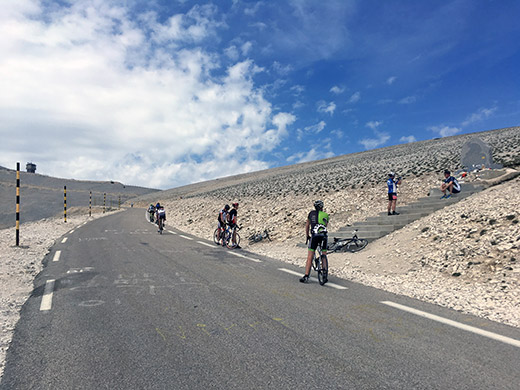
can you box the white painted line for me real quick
[52,251,61,262]
[40,279,56,311]
[381,301,520,348]
[69,229,75,234]
[279,268,347,290]
[61,237,68,243]
[197,241,215,248]
[167,230,177,235]
[179,235,193,240]
[229,252,262,263]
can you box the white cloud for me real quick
[304,121,327,134]
[461,106,497,127]
[365,121,382,130]
[399,96,417,104]
[0,1,293,189]
[347,91,361,103]
[287,148,334,164]
[330,85,345,94]
[400,135,417,143]
[317,101,336,115]
[359,131,390,150]
[429,125,461,138]
[386,76,397,85]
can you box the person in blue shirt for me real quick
[440,170,460,199]
[387,172,402,216]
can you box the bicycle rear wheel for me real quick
[158,219,163,234]
[316,255,326,286]
[346,238,368,252]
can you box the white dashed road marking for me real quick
[197,241,215,248]
[278,268,348,290]
[52,251,61,262]
[229,252,262,263]
[381,301,520,348]
[179,235,193,240]
[61,237,68,243]
[40,279,55,311]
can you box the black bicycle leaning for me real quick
[312,240,327,286]
[327,230,368,253]
[248,229,271,244]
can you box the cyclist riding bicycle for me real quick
[227,202,241,249]
[148,204,155,222]
[300,200,329,284]
[156,204,166,231]
[217,205,230,246]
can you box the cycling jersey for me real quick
[387,178,398,193]
[308,210,329,235]
[218,209,228,227]
[157,208,166,219]
[228,208,237,226]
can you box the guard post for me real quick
[64,186,67,223]
[89,191,92,217]
[103,193,106,213]
[16,162,20,246]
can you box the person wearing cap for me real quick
[387,172,402,216]
[440,170,460,199]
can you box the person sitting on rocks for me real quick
[387,172,402,215]
[440,169,461,199]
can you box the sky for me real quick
[1,0,519,189]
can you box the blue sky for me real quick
[1,0,519,189]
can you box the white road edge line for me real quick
[229,252,262,263]
[197,241,215,248]
[40,279,56,311]
[179,235,193,240]
[381,301,520,348]
[52,251,61,262]
[279,268,347,290]
[168,230,177,235]
[61,237,68,243]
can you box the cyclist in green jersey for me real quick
[300,200,329,284]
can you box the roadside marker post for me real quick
[64,186,67,223]
[89,191,92,217]
[15,162,20,246]
[103,193,106,213]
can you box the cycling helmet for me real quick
[314,200,324,211]
[232,202,239,208]
[388,172,395,177]
[224,204,230,211]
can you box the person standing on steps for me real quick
[387,172,402,215]
[440,169,460,199]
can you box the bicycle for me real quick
[157,218,164,234]
[311,240,327,286]
[213,225,241,248]
[327,230,368,253]
[248,229,271,244]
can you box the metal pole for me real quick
[103,193,106,213]
[64,186,67,223]
[89,191,92,217]
[118,195,121,210]
[16,162,20,246]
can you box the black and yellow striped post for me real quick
[103,193,106,213]
[118,195,121,210]
[15,162,20,246]
[64,186,67,223]
[89,191,92,217]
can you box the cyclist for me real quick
[300,200,329,284]
[228,202,241,249]
[217,205,230,246]
[387,172,402,216]
[156,204,166,232]
[148,204,155,222]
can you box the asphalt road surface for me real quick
[2,209,520,389]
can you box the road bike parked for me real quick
[327,230,368,253]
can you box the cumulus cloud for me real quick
[429,125,461,138]
[359,130,390,150]
[0,1,294,189]
[287,147,334,164]
[330,85,345,94]
[400,135,417,143]
[317,101,336,115]
[365,121,383,130]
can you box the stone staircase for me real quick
[332,183,484,242]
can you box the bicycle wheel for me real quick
[346,238,368,252]
[226,232,241,249]
[316,254,326,286]
[213,228,221,245]
[158,219,163,234]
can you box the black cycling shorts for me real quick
[388,193,397,201]
[308,233,328,252]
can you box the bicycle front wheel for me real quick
[226,232,241,249]
[346,238,368,252]
[213,228,221,245]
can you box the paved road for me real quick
[2,209,520,389]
